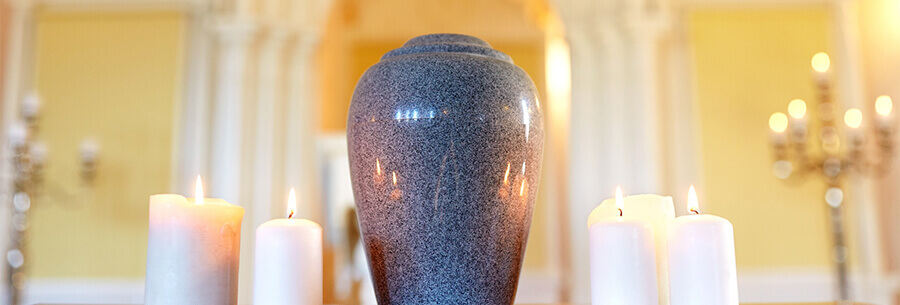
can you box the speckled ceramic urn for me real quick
[346,34,544,304]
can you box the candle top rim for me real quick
[587,194,675,227]
[259,218,322,229]
[150,194,244,211]
[587,216,651,229]
[674,213,731,221]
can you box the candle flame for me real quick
[287,188,297,219]
[811,52,830,73]
[195,175,204,205]
[376,159,382,175]
[769,112,788,133]
[844,108,863,128]
[876,95,893,116]
[503,163,511,184]
[788,99,807,119]
[519,180,526,197]
[615,186,623,217]
[688,185,700,214]
[392,172,398,186]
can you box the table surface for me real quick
[36,302,869,305]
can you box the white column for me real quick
[209,21,255,203]
[832,0,888,303]
[624,18,664,193]
[173,8,212,195]
[284,33,321,222]
[253,29,289,228]
[209,21,256,305]
[557,0,670,302]
[564,25,603,304]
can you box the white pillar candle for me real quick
[588,191,675,305]
[589,187,658,305]
[145,176,245,305]
[668,186,738,305]
[254,188,323,305]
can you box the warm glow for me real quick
[769,112,788,133]
[546,35,571,107]
[376,159,382,175]
[519,180,526,197]
[194,175,204,205]
[392,172,397,185]
[688,185,699,214]
[788,99,807,119]
[615,186,624,216]
[503,162,511,184]
[811,52,830,73]
[876,95,893,116]
[287,188,297,219]
[844,108,863,128]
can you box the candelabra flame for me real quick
[769,112,788,133]
[788,99,807,119]
[844,108,863,128]
[876,96,893,117]
[811,52,830,73]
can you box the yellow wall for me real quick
[689,8,834,268]
[30,11,184,278]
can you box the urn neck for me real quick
[381,33,513,63]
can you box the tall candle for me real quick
[587,192,675,305]
[145,176,245,305]
[254,188,323,305]
[588,187,658,305]
[668,186,738,305]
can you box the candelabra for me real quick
[767,52,894,303]
[5,93,45,305]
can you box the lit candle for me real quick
[811,52,830,84]
[787,99,808,138]
[145,176,245,305]
[587,190,675,305]
[668,186,739,305]
[588,187,658,305]
[844,108,864,143]
[768,112,789,144]
[254,188,323,305]
[875,95,893,130]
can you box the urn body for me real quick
[346,34,544,305]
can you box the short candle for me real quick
[668,186,739,305]
[253,188,323,305]
[144,176,245,305]
[588,187,659,305]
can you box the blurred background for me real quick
[0,0,899,304]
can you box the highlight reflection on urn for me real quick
[346,34,544,304]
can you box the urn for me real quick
[346,33,544,305]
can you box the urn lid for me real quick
[381,33,513,63]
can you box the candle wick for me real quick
[690,208,699,215]
[288,210,294,219]
[618,208,623,217]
